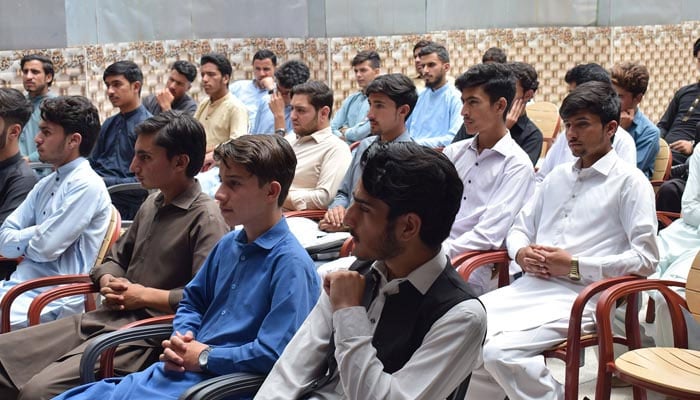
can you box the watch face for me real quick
[199,348,210,369]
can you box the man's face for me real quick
[420,52,448,89]
[413,48,423,75]
[367,93,404,137]
[290,94,321,136]
[129,134,180,190]
[353,61,379,89]
[105,75,139,109]
[253,58,275,84]
[612,83,641,112]
[564,110,615,162]
[215,161,272,228]
[35,120,73,166]
[200,62,229,97]
[276,84,293,106]
[165,69,192,100]
[22,60,52,97]
[344,180,402,261]
[460,86,503,134]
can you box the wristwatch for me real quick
[198,346,212,372]
[275,128,286,136]
[568,257,581,281]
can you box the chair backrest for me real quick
[95,205,122,267]
[651,138,672,182]
[688,251,700,324]
[526,101,561,158]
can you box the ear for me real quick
[174,154,190,172]
[444,62,451,73]
[222,74,231,86]
[523,89,535,102]
[397,103,411,119]
[320,105,331,120]
[46,73,54,85]
[632,93,644,106]
[604,120,618,138]
[267,181,282,204]
[68,132,82,150]
[6,123,22,140]
[132,80,142,93]
[495,97,507,114]
[396,212,422,242]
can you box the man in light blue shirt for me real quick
[406,43,462,148]
[250,60,310,135]
[610,61,660,178]
[0,95,111,329]
[331,50,380,144]
[18,54,57,162]
[230,49,277,130]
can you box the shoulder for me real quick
[224,94,247,109]
[442,137,471,160]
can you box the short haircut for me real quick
[564,63,611,86]
[413,40,433,54]
[560,81,621,127]
[171,60,197,83]
[214,134,296,207]
[360,141,463,249]
[200,53,232,78]
[20,54,54,87]
[0,88,32,128]
[40,96,101,157]
[455,63,516,120]
[103,60,143,85]
[482,47,507,63]
[508,62,539,92]
[417,43,450,63]
[352,50,381,69]
[290,80,334,114]
[253,49,277,66]
[365,73,418,120]
[274,60,310,89]
[609,61,649,97]
[134,111,206,177]
[694,37,700,58]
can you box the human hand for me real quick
[670,139,695,156]
[619,108,634,130]
[506,98,525,129]
[324,270,365,311]
[259,77,275,91]
[533,245,572,278]
[318,206,348,232]
[160,331,207,373]
[268,91,286,118]
[515,245,549,278]
[201,151,216,172]
[99,276,132,310]
[156,88,175,111]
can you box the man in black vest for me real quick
[255,141,487,399]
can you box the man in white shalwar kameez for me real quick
[465,81,659,400]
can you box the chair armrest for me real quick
[453,250,510,287]
[283,209,327,220]
[79,315,174,384]
[656,211,682,229]
[179,372,266,400]
[27,282,98,326]
[339,236,354,258]
[0,274,93,333]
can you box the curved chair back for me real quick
[526,101,561,158]
[651,138,672,182]
[688,250,700,323]
[95,206,122,266]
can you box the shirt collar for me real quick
[0,152,23,169]
[120,104,146,120]
[235,217,290,250]
[56,156,86,177]
[208,92,231,107]
[572,149,618,176]
[297,126,333,143]
[154,180,203,210]
[468,131,514,157]
[373,250,448,295]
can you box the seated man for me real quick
[250,60,310,135]
[256,141,487,399]
[0,111,229,399]
[536,63,637,182]
[90,60,152,219]
[331,50,380,143]
[0,88,37,223]
[410,40,431,93]
[406,43,462,147]
[55,134,321,400]
[0,95,111,328]
[283,81,351,211]
[142,60,198,116]
[320,73,416,232]
[465,81,659,399]
[610,61,660,178]
[442,63,535,295]
[229,49,277,129]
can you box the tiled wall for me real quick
[1,22,698,123]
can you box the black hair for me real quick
[103,60,144,95]
[417,43,450,63]
[482,47,507,64]
[0,88,32,128]
[352,50,381,69]
[274,60,310,89]
[455,63,516,121]
[253,49,277,66]
[364,73,418,120]
[171,60,197,83]
[200,53,232,78]
[20,54,54,87]
[560,81,621,128]
[564,63,611,87]
[508,62,539,92]
[40,96,101,157]
[290,80,334,114]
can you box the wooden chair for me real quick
[283,209,327,220]
[650,138,672,184]
[107,183,149,229]
[451,250,511,289]
[0,205,121,332]
[595,251,700,400]
[526,101,561,159]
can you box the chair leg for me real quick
[632,385,647,400]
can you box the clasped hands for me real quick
[99,274,146,311]
[160,331,209,373]
[515,245,572,279]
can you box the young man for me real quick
[142,60,198,116]
[406,43,462,147]
[194,53,248,170]
[0,95,111,328]
[535,63,637,182]
[610,61,660,178]
[283,81,351,211]
[90,60,152,219]
[442,63,535,295]
[256,141,487,399]
[320,73,417,232]
[19,54,57,162]
[330,50,381,143]
[229,49,277,129]
[0,111,229,399]
[482,47,507,64]
[411,39,432,93]
[0,88,36,223]
[465,81,658,399]
[250,60,310,135]
[54,135,321,400]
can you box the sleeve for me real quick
[578,174,659,280]
[285,145,352,210]
[614,130,638,166]
[102,175,137,187]
[331,97,350,137]
[681,147,700,227]
[635,124,661,177]
[0,184,40,258]
[657,90,682,139]
[506,183,545,261]
[250,97,272,134]
[184,98,198,116]
[227,101,249,139]
[0,172,37,224]
[535,131,566,183]
[343,120,371,143]
[255,293,333,399]
[413,94,463,148]
[444,161,535,257]
[520,126,544,166]
[327,150,362,210]
[205,252,321,375]
[451,124,469,144]
[333,300,487,400]
[28,151,40,163]
[89,204,142,284]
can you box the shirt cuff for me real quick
[332,306,372,341]
[168,288,184,311]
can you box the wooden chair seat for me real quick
[614,347,700,399]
